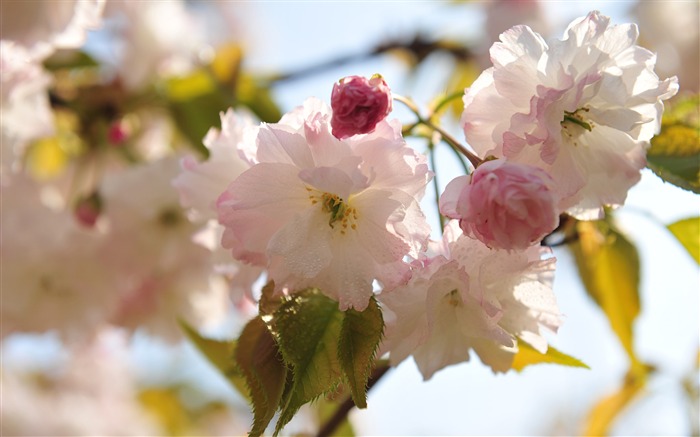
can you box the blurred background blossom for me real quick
[1,1,698,435]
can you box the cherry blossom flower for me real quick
[173,108,263,302]
[217,98,431,310]
[100,157,228,340]
[330,75,393,139]
[1,329,161,435]
[1,175,120,340]
[439,159,559,250]
[462,11,678,219]
[0,43,55,172]
[380,220,561,379]
[0,0,105,60]
[173,109,255,220]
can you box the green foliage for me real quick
[165,70,233,158]
[571,219,641,365]
[647,94,700,193]
[211,290,386,436]
[338,297,384,408]
[178,320,249,400]
[511,340,589,372]
[667,216,700,264]
[235,317,289,437]
[272,290,345,435]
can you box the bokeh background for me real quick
[2,1,698,435]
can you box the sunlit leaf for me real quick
[667,216,700,264]
[210,43,243,88]
[26,110,85,179]
[237,73,282,123]
[584,363,652,436]
[338,296,384,409]
[165,70,235,158]
[259,281,283,316]
[571,220,641,365]
[235,316,288,437]
[273,290,344,435]
[178,320,248,400]
[139,388,192,436]
[444,60,479,118]
[44,50,99,71]
[511,340,589,372]
[647,94,700,193]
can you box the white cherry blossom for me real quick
[462,11,678,219]
[217,98,431,310]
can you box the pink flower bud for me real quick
[439,159,559,250]
[107,120,129,145]
[330,74,392,139]
[74,193,102,228]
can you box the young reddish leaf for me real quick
[667,216,700,264]
[178,320,248,400]
[272,290,344,435]
[511,339,589,372]
[235,316,288,437]
[338,296,384,409]
[571,220,641,365]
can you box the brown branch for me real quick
[316,364,391,437]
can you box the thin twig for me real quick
[316,364,391,437]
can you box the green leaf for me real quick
[667,216,700,264]
[272,290,344,435]
[647,94,700,193]
[178,320,249,400]
[44,50,99,71]
[570,220,641,365]
[337,296,384,409]
[235,316,288,437]
[165,70,235,158]
[237,74,282,123]
[511,340,589,372]
[259,281,283,316]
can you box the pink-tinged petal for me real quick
[255,124,314,168]
[268,208,332,279]
[439,175,470,219]
[217,163,309,263]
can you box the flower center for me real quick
[561,107,594,147]
[447,289,463,307]
[307,188,358,235]
[561,108,593,132]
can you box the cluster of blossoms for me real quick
[1,1,678,397]
[173,11,677,379]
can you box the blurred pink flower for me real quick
[217,98,431,310]
[380,220,561,379]
[330,75,392,139]
[462,11,678,219]
[440,159,559,250]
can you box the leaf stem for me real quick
[316,364,391,437]
[431,90,465,116]
[394,94,481,169]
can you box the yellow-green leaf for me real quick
[338,296,384,409]
[584,363,652,436]
[139,388,193,436]
[667,216,700,264]
[571,220,641,365]
[235,316,288,437]
[647,94,700,193]
[178,320,248,400]
[272,290,344,436]
[511,340,589,372]
[165,69,235,158]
